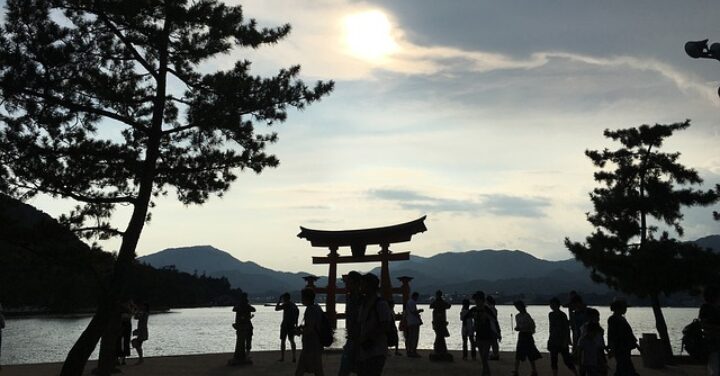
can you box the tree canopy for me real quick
[0,0,334,241]
[0,1,333,374]
[565,120,720,357]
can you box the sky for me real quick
[14,1,720,274]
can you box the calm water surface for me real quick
[1,305,698,365]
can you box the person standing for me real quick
[513,300,541,376]
[486,295,501,360]
[404,292,423,358]
[548,298,577,376]
[570,295,589,354]
[701,285,720,376]
[471,291,494,376]
[607,298,638,376]
[276,292,299,363]
[117,301,134,366]
[356,273,393,376]
[430,290,452,361]
[460,299,476,360]
[339,271,362,376]
[296,288,325,376]
[131,302,150,365]
[230,293,255,365]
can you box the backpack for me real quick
[682,319,708,361]
[318,308,335,347]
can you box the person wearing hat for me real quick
[607,298,638,376]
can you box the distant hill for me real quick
[370,250,603,295]
[138,246,316,296]
[0,195,244,312]
[140,234,720,300]
[695,235,720,252]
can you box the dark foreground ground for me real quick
[1,350,705,376]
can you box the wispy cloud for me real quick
[369,189,551,218]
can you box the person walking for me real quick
[404,292,423,358]
[356,273,393,376]
[339,271,362,376]
[276,292,300,363]
[131,302,150,365]
[471,291,494,376]
[577,321,606,376]
[513,300,541,376]
[296,288,325,376]
[607,298,638,376]
[701,285,720,376]
[548,297,578,376]
[486,295,501,360]
[460,299,476,360]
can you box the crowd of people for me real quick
[4,285,720,376]
[255,285,644,376]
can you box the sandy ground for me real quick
[1,350,705,376]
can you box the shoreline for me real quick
[0,350,705,376]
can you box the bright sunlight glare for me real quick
[343,10,398,61]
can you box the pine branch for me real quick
[20,89,148,133]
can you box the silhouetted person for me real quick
[0,303,5,371]
[460,299,476,360]
[356,273,393,376]
[131,302,149,365]
[404,292,423,358]
[567,291,579,347]
[429,290,452,361]
[296,288,324,376]
[514,300,541,376]
[581,308,601,339]
[276,292,299,363]
[471,291,494,376]
[229,293,255,365]
[548,297,577,376]
[570,295,589,356]
[607,298,638,376]
[388,300,401,356]
[701,285,720,376]
[486,295,501,360]
[339,271,362,376]
[117,301,134,365]
[577,322,606,376]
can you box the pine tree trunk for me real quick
[650,293,673,362]
[60,13,170,376]
[59,308,108,376]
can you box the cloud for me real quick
[369,189,551,218]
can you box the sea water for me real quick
[1,305,698,365]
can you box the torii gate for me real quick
[297,216,427,328]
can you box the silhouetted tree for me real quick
[565,120,720,360]
[0,1,333,375]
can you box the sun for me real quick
[343,10,398,61]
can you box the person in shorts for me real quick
[276,292,299,362]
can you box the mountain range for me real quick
[139,234,720,299]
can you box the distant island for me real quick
[3,193,718,313]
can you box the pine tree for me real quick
[565,120,720,360]
[0,1,333,375]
